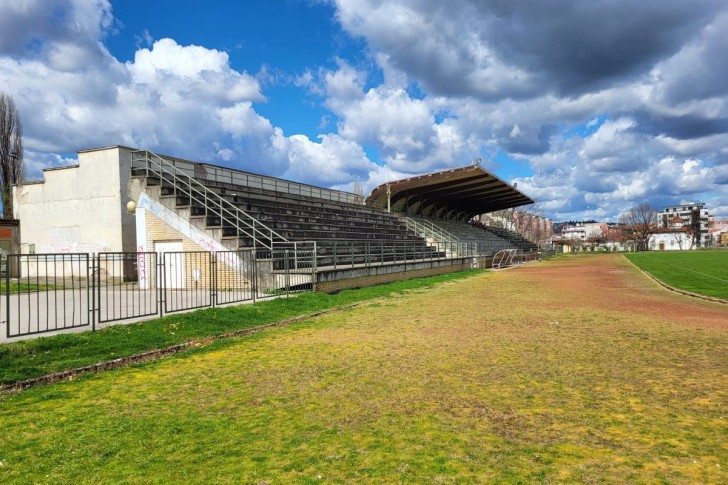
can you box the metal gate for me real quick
[3,249,314,340]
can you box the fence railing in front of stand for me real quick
[2,249,315,339]
[323,241,476,270]
[318,240,540,270]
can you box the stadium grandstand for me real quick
[14,146,538,294]
[366,164,537,253]
[5,146,542,339]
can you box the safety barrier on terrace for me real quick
[2,249,314,340]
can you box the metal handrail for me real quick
[135,153,362,206]
[403,217,459,244]
[131,150,288,250]
[200,163,364,205]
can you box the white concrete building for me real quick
[659,203,711,248]
[12,146,276,280]
[554,222,603,243]
[13,146,136,255]
[649,229,694,251]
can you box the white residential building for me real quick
[649,229,694,251]
[659,203,711,248]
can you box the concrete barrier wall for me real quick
[315,259,472,293]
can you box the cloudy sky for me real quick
[1,0,727,220]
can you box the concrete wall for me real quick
[134,192,252,290]
[12,146,135,254]
[316,261,472,293]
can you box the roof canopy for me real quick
[366,165,534,220]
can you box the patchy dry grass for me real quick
[1,254,726,483]
[0,270,481,385]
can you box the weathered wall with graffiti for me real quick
[12,146,136,255]
[135,192,252,290]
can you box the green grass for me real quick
[0,282,59,293]
[0,255,725,483]
[0,270,482,386]
[625,250,728,299]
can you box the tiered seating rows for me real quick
[155,175,444,267]
[477,224,538,251]
[420,219,513,253]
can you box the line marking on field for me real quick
[657,260,728,284]
[623,256,728,305]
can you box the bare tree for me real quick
[512,204,552,245]
[603,225,628,251]
[619,203,658,251]
[0,92,24,219]
[686,208,702,248]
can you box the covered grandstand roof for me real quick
[366,165,534,219]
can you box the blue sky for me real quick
[106,0,351,139]
[1,0,727,220]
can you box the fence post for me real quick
[293,242,298,270]
[91,254,96,332]
[5,255,10,339]
[312,242,318,293]
[251,249,258,303]
[158,253,165,317]
[284,249,290,297]
[211,252,218,307]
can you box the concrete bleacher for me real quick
[140,164,444,268]
[415,218,538,254]
[476,224,538,252]
[421,219,512,253]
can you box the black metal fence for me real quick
[3,249,314,339]
[4,254,93,338]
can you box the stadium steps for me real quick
[479,225,538,251]
[416,219,514,254]
[133,154,442,268]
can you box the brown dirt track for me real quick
[512,254,728,329]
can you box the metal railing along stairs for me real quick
[403,216,469,257]
[131,150,316,255]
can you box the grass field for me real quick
[0,255,726,483]
[0,270,481,386]
[625,250,728,299]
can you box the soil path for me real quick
[511,254,727,329]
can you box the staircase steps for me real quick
[131,150,443,268]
